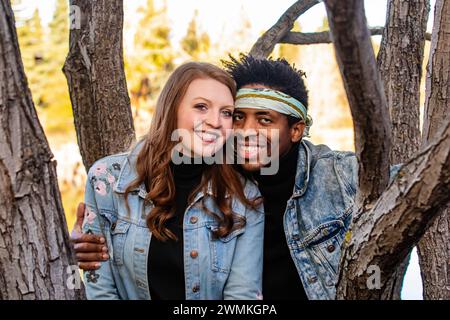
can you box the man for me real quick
[72,55,361,300]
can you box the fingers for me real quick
[75,252,109,262]
[78,262,102,271]
[73,202,86,232]
[74,242,108,253]
[71,232,105,244]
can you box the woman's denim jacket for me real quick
[82,144,264,300]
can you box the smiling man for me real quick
[222,54,358,300]
[71,55,376,300]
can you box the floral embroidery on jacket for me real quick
[90,161,120,197]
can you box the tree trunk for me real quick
[0,0,84,299]
[63,0,135,171]
[417,0,450,300]
[377,0,430,300]
[324,0,450,299]
[335,121,450,299]
[323,0,392,211]
[378,0,429,165]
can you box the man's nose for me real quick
[241,117,258,131]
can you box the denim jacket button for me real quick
[327,244,336,253]
[111,222,117,231]
[136,280,145,288]
[308,276,318,284]
[134,247,145,253]
[192,285,200,293]
[190,216,198,224]
[292,234,300,241]
[190,250,198,259]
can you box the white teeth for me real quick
[203,133,217,141]
[196,131,218,142]
[242,146,258,153]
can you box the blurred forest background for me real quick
[12,0,430,273]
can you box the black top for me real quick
[255,142,308,300]
[147,160,204,300]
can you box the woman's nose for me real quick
[205,110,221,128]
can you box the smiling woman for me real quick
[175,78,235,158]
[81,61,265,300]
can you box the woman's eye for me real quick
[222,110,233,117]
[194,103,207,111]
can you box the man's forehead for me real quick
[234,107,282,117]
[241,84,272,90]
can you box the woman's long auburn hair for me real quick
[124,62,259,241]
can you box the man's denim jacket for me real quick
[284,140,400,300]
[82,144,264,300]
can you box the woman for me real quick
[82,62,264,300]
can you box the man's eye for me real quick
[194,103,207,111]
[233,114,243,121]
[260,118,272,124]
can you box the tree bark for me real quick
[324,0,450,299]
[0,0,84,299]
[63,0,135,171]
[376,0,430,300]
[336,120,450,299]
[249,0,320,58]
[378,0,429,165]
[324,0,392,210]
[417,0,450,300]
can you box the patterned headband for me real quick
[235,88,313,137]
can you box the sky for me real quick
[17,0,435,300]
[20,0,436,43]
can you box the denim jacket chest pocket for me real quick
[300,206,352,288]
[97,208,133,266]
[206,223,246,273]
[110,218,132,266]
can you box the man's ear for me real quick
[290,121,305,143]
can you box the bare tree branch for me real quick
[63,0,136,171]
[417,0,450,300]
[336,119,450,299]
[249,0,321,58]
[324,0,392,210]
[279,28,431,45]
[280,27,383,45]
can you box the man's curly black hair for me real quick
[222,54,309,111]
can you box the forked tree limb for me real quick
[249,0,321,58]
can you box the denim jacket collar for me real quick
[113,140,147,198]
[292,140,311,199]
[292,140,335,199]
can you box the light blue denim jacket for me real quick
[82,144,264,300]
[284,140,400,300]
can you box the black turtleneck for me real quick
[255,142,308,300]
[147,160,204,300]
